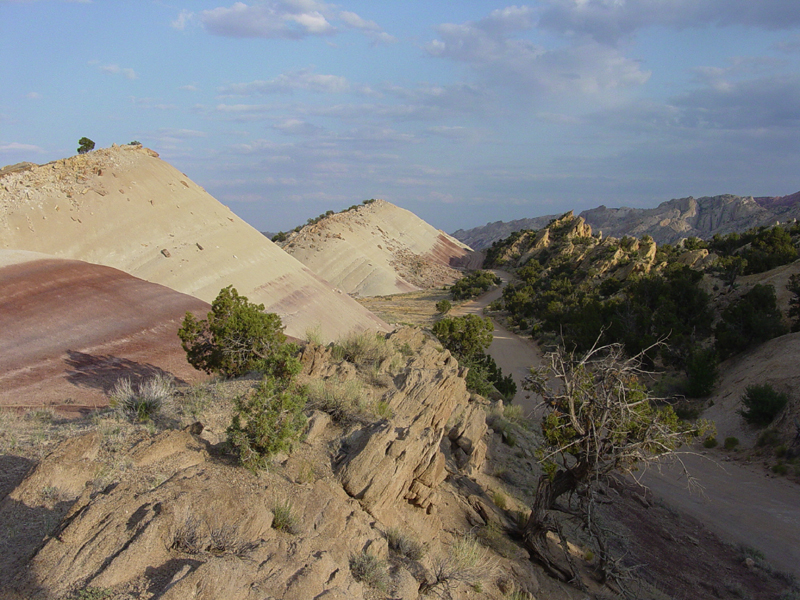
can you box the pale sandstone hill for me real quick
[0,250,210,413]
[0,146,387,340]
[279,199,481,297]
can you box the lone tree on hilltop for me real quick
[523,340,710,586]
[77,137,95,154]
[178,285,300,380]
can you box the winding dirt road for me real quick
[453,271,800,577]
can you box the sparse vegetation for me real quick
[333,330,394,366]
[740,383,789,427]
[77,137,95,154]
[271,499,301,534]
[179,285,300,379]
[109,373,174,422]
[349,551,389,591]
[423,534,495,598]
[227,376,308,471]
[387,527,426,560]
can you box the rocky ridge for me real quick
[0,146,388,341]
[0,327,582,600]
[454,191,800,250]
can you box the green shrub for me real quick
[436,299,452,314]
[77,137,95,154]
[227,377,307,472]
[685,348,719,398]
[757,428,781,447]
[387,527,426,560]
[179,286,300,379]
[432,314,493,359]
[450,270,501,300]
[772,462,789,476]
[715,285,787,360]
[703,436,718,448]
[739,383,788,426]
[349,551,389,591]
[109,374,174,422]
[724,436,739,450]
[271,500,301,534]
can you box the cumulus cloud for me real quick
[200,1,333,38]
[427,10,649,97]
[92,62,137,80]
[0,142,45,153]
[171,9,193,30]
[198,2,393,43]
[537,0,800,45]
[220,69,350,95]
[273,118,324,135]
[338,10,396,44]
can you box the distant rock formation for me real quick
[453,192,800,249]
[0,145,388,341]
[278,199,481,297]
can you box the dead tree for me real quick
[522,340,711,587]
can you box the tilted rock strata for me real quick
[0,146,388,340]
[0,250,209,412]
[5,328,506,600]
[280,199,479,297]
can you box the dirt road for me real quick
[450,271,544,416]
[454,271,800,577]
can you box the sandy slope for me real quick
[0,146,387,340]
[281,199,479,297]
[0,250,210,413]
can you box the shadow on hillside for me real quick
[0,455,34,503]
[64,350,187,394]
[0,493,73,599]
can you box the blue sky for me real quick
[2,1,800,233]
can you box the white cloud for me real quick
[273,118,324,135]
[25,92,41,99]
[199,2,393,43]
[200,1,334,39]
[179,84,198,92]
[338,10,379,31]
[427,12,649,97]
[0,142,45,153]
[537,0,800,45]
[95,63,138,80]
[220,69,350,95]
[171,9,194,31]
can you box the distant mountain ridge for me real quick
[453,191,800,249]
